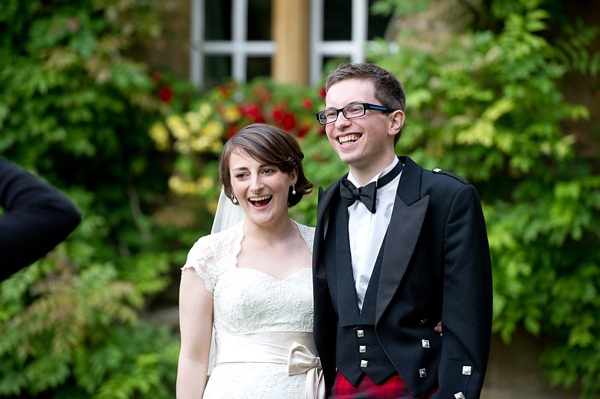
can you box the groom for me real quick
[312,63,492,399]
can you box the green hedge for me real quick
[0,1,184,397]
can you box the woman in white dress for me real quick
[177,124,323,399]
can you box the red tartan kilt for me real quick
[330,372,438,399]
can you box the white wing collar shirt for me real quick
[346,157,402,311]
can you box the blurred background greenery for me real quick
[0,0,599,398]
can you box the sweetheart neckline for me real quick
[234,266,311,282]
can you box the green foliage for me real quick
[0,0,183,397]
[151,78,347,227]
[370,0,433,17]
[370,0,600,395]
[0,262,177,398]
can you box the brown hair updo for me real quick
[218,123,313,207]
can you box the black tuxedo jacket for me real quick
[312,156,492,398]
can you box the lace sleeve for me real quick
[181,221,244,293]
[295,221,315,254]
[182,235,218,292]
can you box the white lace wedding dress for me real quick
[182,220,319,399]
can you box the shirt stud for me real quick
[419,368,427,378]
[360,360,368,368]
[359,345,367,353]
[454,392,466,399]
[433,168,442,173]
[422,339,430,349]
[357,329,365,337]
[462,366,472,375]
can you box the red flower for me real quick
[239,104,266,123]
[225,125,238,139]
[297,125,309,139]
[302,98,313,110]
[158,86,174,103]
[297,119,312,139]
[282,113,296,131]
[272,107,285,123]
[318,86,326,99]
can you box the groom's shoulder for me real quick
[426,167,471,187]
[318,176,344,197]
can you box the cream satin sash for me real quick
[216,331,325,399]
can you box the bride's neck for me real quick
[243,216,296,245]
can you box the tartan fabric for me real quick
[330,372,438,399]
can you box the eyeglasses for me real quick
[315,103,395,125]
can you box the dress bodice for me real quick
[182,220,315,335]
[182,220,319,399]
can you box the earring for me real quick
[232,196,238,204]
[292,185,296,195]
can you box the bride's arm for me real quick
[177,268,214,399]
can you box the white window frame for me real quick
[190,0,276,87]
[190,0,374,87]
[309,0,370,85]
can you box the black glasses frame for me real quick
[315,103,395,125]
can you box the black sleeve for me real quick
[0,158,82,280]
[432,184,492,399]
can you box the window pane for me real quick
[247,0,271,40]
[204,56,231,90]
[247,57,271,81]
[323,0,351,40]
[205,0,231,40]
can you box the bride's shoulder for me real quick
[182,220,244,283]
[292,220,315,251]
[294,221,315,234]
[189,220,244,255]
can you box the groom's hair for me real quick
[325,63,406,144]
[219,123,313,207]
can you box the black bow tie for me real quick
[340,160,403,213]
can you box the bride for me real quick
[177,124,323,399]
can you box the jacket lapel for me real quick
[376,157,429,324]
[315,179,342,240]
[312,179,342,274]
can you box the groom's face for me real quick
[324,78,397,173]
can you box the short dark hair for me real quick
[326,63,406,144]
[218,123,313,207]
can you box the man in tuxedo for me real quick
[312,63,492,399]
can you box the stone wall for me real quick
[482,330,581,398]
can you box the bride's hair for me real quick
[218,123,313,207]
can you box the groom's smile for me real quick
[325,78,399,183]
[338,134,361,145]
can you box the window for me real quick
[190,0,391,89]
[310,0,392,84]
[191,0,274,90]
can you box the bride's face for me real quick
[229,150,297,227]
